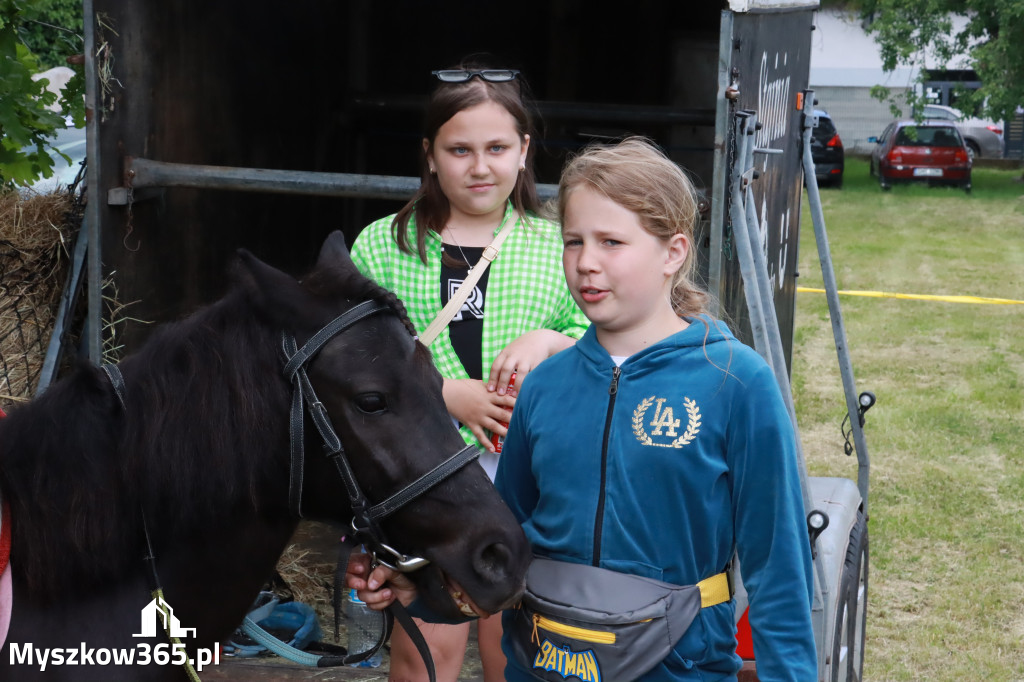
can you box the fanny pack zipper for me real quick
[531,613,618,645]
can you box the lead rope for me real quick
[142,513,201,682]
[104,363,201,682]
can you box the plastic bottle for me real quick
[344,588,383,668]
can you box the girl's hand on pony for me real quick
[442,378,516,452]
[486,329,576,394]
[345,552,416,610]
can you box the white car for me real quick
[20,122,87,194]
[922,104,1004,160]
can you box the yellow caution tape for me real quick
[797,287,1024,306]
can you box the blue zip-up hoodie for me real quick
[495,317,817,681]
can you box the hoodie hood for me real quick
[574,314,737,371]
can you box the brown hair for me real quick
[392,59,541,264]
[557,137,707,318]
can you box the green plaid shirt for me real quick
[351,203,589,447]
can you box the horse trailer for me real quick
[41,0,873,679]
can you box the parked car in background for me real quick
[922,104,1003,160]
[810,109,844,188]
[20,123,87,194]
[869,120,971,192]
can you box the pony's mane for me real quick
[303,261,420,338]
[0,253,400,601]
[301,258,434,364]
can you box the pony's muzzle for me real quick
[472,540,528,611]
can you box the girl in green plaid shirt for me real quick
[350,61,587,682]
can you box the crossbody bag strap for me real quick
[420,211,519,347]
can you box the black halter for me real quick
[281,298,479,678]
[102,299,472,677]
[280,298,480,571]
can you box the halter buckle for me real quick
[364,536,431,573]
[350,518,429,572]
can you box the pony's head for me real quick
[237,231,530,617]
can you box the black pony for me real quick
[0,231,530,680]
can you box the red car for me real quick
[869,120,972,192]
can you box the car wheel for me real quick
[879,175,891,191]
[834,176,843,190]
[966,140,980,162]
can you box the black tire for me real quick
[966,140,980,163]
[831,510,868,682]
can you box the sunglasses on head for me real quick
[432,69,521,83]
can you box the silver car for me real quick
[922,104,1004,160]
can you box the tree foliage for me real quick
[0,0,85,188]
[18,0,82,70]
[859,0,1024,123]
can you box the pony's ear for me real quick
[235,248,306,321]
[316,230,351,270]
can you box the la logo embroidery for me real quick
[632,396,701,448]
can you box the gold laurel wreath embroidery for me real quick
[670,397,702,447]
[633,396,701,448]
[632,397,655,446]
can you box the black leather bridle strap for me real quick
[101,364,128,411]
[282,300,390,517]
[282,300,387,379]
[388,601,437,682]
[366,444,479,522]
[280,298,475,682]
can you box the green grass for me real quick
[794,158,1024,681]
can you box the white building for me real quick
[808,9,979,154]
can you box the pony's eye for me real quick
[355,392,388,414]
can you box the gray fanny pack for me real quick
[508,558,731,682]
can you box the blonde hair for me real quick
[557,137,707,318]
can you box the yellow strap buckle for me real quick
[697,572,732,608]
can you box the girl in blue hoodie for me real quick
[348,138,817,681]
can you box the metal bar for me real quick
[536,101,717,126]
[730,108,827,672]
[745,174,788,383]
[82,0,102,364]
[121,158,560,202]
[35,217,89,395]
[731,111,815,519]
[728,113,772,361]
[707,8,735,317]
[800,92,871,514]
[351,96,717,127]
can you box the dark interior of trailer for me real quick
[95,1,732,349]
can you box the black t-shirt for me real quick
[440,244,489,380]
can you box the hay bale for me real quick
[0,190,78,410]
[275,542,341,642]
[272,520,353,644]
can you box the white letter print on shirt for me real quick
[448,279,485,321]
[632,396,701,448]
